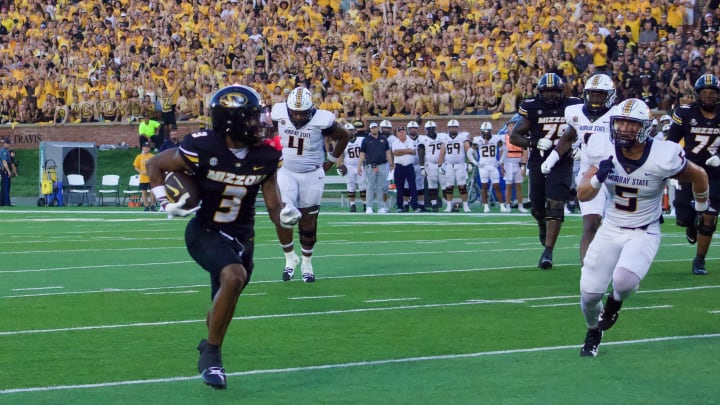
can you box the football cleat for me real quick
[302,261,315,283]
[444,204,452,212]
[598,293,623,331]
[282,252,299,281]
[538,249,553,270]
[518,205,528,213]
[580,328,603,357]
[201,367,227,389]
[686,226,697,244]
[463,203,471,212]
[378,207,389,214]
[483,204,490,213]
[349,204,357,212]
[692,256,708,275]
[365,207,373,214]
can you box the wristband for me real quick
[151,185,168,201]
[326,153,338,163]
[590,176,602,190]
[695,200,708,212]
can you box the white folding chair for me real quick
[122,175,143,206]
[97,174,120,206]
[66,174,91,206]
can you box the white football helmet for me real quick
[424,121,437,129]
[447,119,460,127]
[380,119,392,128]
[406,121,419,129]
[610,98,653,147]
[343,122,355,131]
[583,74,616,113]
[480,121,492,139]
[286,87,315,128]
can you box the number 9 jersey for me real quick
[271,103,335,172]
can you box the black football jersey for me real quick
[178,130,283,234]
[666,103,720,177]
[518,96,582,162]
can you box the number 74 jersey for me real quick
[271,103,335,172]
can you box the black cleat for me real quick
[349,204,357,212]
[692,256,708,275]
[598,293,623,331]
[197,339,226,388]
[580,328,603,357]
[538,249,553,270]
[201,367,227,389]
[686,226,697,245]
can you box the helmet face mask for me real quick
[425,121,437,138]
[344,122,356,141]
[480,121,492,140]
[610,99,653,148]
[447,119,459,138]
[210,85,266,144]
[380,120,393,135]
[286,87,316,128]
[407,121,419,138]
[537,73,565,105]
[583,74,616,113]
[694,74,720,112]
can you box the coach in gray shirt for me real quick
[358,123,394,214]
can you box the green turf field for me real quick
[0,208,718,404]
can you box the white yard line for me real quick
[1,333,718,395]
[11,286,63,291]
[287,295,345,300]
[365,297,421,303]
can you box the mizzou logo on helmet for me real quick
[217,92,248,108]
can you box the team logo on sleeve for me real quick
[210,157,218,167]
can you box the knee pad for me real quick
[360,190,367,199]
[347,191,356,199]
[546,199,565,221]
[531,208,546,222]
[697,210,718,236]
[458,185,468,194]
[428,189,438,199]
[444,187,454,195]
[298,225,317,248]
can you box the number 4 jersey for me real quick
[271,103,335,172]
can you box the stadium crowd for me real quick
[0,0,716,125]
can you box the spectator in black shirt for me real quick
[574,44,593,73]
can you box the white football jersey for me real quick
[585,135,687,229]
[342,136,364,166]
[566,104,614,178]
[409,135,425,166]
[472,134,505,166]
[442,132,470,165]
[271,103,335,172]
[420,133,446,164]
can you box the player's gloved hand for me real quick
[336,164,348,176]
[420,167,427,177]
[438,165,446,176]
[536,138,553,151]
[571,148,581,160]
[279,204,301,228]
[595,156,614,183]
[540,150,560,174]
[165,193,201,219]
[705,155,720,167]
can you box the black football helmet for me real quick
[694,74,720,112]
[537,73,565,105]
[210,85,267,143]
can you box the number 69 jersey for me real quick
[178,130,283,234]
[271,103,335,172]
[584,135,687,229]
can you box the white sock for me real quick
[284,251,297,266]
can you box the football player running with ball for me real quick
[271,87,349,283]
[576,99,708,357]
[147,85,294,389]
[509,73,583,269]
[666,74,720,275]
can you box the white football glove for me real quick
[571,148,581,161]
[420,167,427,177]
[536,138,553,151]
[438,165,446,176]
[540,150,560,175]
[279,204,301,228]
[706,154,720,167]
[165,193,201,219]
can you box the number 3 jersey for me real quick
[271,103,335,172]
[666,103,720,177]
[178,129,283,234]
[518,96,582,163]
[584,134,686,229]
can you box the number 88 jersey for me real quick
[271,103,335,172]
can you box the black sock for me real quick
[206,343,220,354]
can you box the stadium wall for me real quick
[0,117,514,150]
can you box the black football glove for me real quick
[337,164,348,176]
[595,156,614,183]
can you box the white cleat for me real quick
[518,205,528,213]
[365,207,373,214]
[301,261,315,283]
[444,204,453,212]
[463,203,471,212]
[378,207,388,214]
[483,204,490,213]
[500,204,511,213]
[282,252,299,281]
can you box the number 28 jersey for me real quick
[271,103,335,172]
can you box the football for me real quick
[164,171,201,209]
